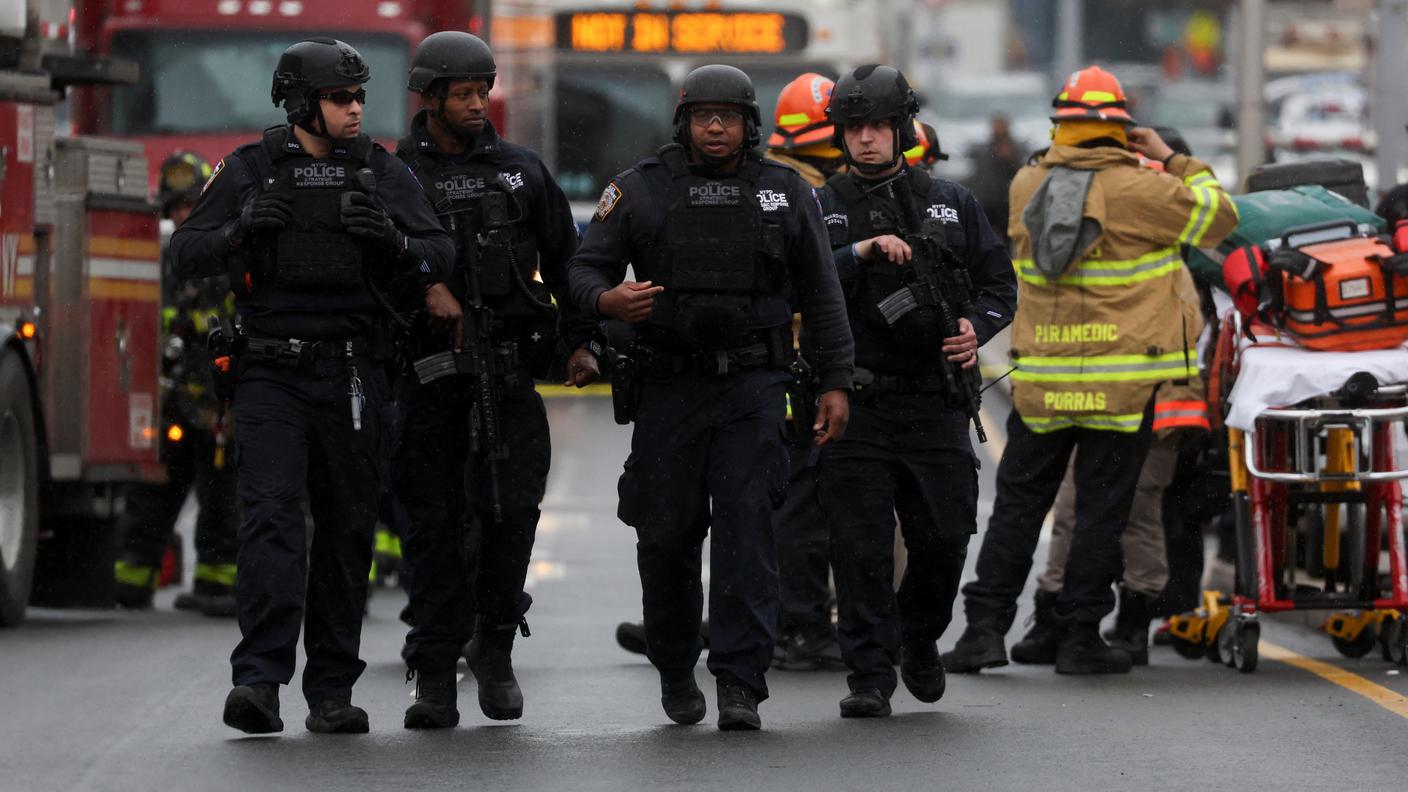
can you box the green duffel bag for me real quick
[1186,184,1384,288]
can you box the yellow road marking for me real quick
[1262,640,1408,720]
[538,382,611,398]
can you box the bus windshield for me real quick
[551,61,833,203]
[107,31,409,139]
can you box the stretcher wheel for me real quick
[1218,621,1238,667]
[1331,626,1378,659]
[1379,619,1397,662]
[1232,620,1260,673]
[1206,624,1227,665]
[1170,631,1206,660]
[1388,618,1408,667]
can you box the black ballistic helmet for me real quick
[827,65,920,170]
[271,38,371,127]
[673,64,762,149]
[407,31,496,94]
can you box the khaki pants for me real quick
[1037,431,1179,598]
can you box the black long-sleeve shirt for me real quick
[819,167,1017,374]
[170,126,454,340]
[395,113,603,351]
[568,152,854,392]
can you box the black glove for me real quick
[341,191,406,254]
[234,192,292,242]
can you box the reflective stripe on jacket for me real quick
[1007,146,1237,432]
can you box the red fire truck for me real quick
[70,0,490,184]
[0,0,163,625]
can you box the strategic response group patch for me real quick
[594,182,622,222]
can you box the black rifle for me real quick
[407,180,519,524]
[880,176,988,443]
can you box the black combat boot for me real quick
[660,669,707,725]
[1010,589,1062,665]
[1055,620,1133,675]
[465,619,525,720]
[715,673,762,731]
[616,621,647,655]
[899,641,947,702]
[305,696,370,733]
[778,623,845,671]
[1107,586,1154,666]
[940,602,1014,673]
[174,581,238,618]
[404,670,460,729]
[839,687,891,718]
[616,620,710,656]
[222,683,282,734]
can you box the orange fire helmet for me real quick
[1051,65,1135,125]
[903,120,947,167]
[768,73,837,149]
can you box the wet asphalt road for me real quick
[2,390,1407,791]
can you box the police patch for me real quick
[823,212,848,227]
[201,159,225,195]
[757,189,789,211]
[594,182,622,221]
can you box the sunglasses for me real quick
[690,109,744,128]
[319,89,367,106]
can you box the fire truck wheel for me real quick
[0,349,38,627]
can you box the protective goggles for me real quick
[319,88,367,106]
[689,109,745,128]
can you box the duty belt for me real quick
[240,335,373,369]
[641,342,778,378]
[854,367,949,393]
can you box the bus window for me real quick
[108,31,409,140]
[554,64,674,202]
[552,62,834,203]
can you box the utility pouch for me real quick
[609,348,642,425]
[785,356,818,445]
[207,323,237,402]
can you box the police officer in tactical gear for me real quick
[816,65,1016,717]
[394,31,604,730]
[113,151,240,618]
[569,64,855,731]
[170,38,454,735]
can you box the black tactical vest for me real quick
[398,144,538,302]
[255,127,376,292]
[827,168,947,361]
[645,145,786,349]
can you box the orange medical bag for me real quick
[1265,223,1408,351]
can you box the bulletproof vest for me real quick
[827,168,947,362]
[399,142,537,302]
[259,127,376,292]
[646,144,787,349]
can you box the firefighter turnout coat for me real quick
[1007,145,1236,432]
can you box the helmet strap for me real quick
[295,92,335,141]
[425,83,483,145]
[840,120,903,176]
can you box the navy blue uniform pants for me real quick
[818,393,977,697]
[395,370,549,672]
[618,369,791,699]
[229,356,389,705]
[962,407,1153,626]
[775,441,831,635]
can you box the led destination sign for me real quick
[558,10,809,54]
